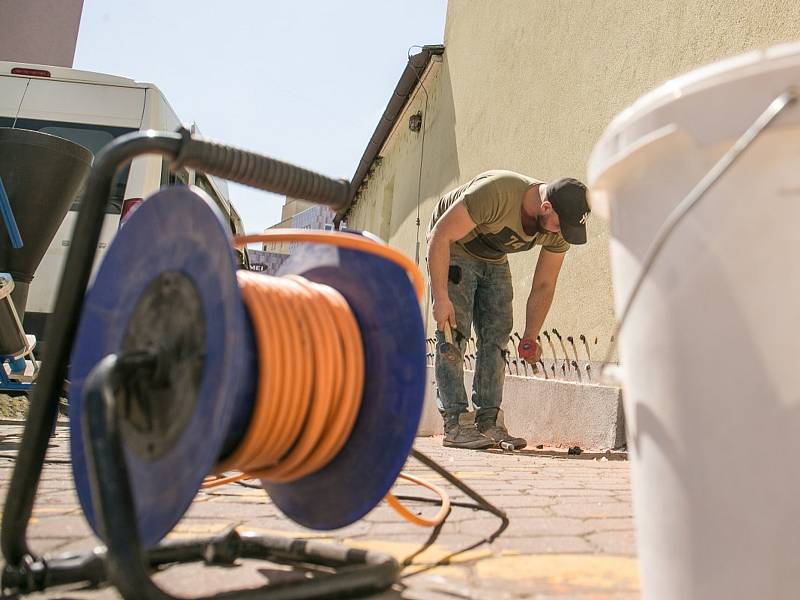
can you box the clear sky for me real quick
[73,1,447,232]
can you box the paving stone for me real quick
[458,480,531,492]
[28,514,93,539]
[28,537,78,555]
[587,483,632,491]
[551,496,621,506]
[456,515,511,536]
[587,530,638,555]
[39,536,103,557]
[584,518,636,533]
[363,505,411,523]
[182,498,281,520]
[153,558,286,597]
[362,520,442,536]
[491,535,595,554]
[201,486,267,498]
[525,479,590,489]
[33,490,82,505]
[535,593,640,600]
[498,506,550,518]
[472,554,640,596]
[551,501,634,519]
[238,517,372,538]
[530,488,616,497]
[483,494,556,509]
[31,505,81,516]
[170,519,242,536]
[500,517,594,537]
[395,570,479,600]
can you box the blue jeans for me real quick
[435,255,513,425]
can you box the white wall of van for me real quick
[0,61,246,343]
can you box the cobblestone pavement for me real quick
[0,423,638,599]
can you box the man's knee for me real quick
[478,317,512,349]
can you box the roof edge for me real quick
[336,44,445,224]
[0,60,140,87]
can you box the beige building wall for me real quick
[348,0,800,359]
[281,198,316,223]
[265,196,336,255]
[263,197,317,253]
[0,0,84,67]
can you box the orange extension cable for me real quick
[201,230,448,527]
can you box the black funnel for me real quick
[0,128,93,321]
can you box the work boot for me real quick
[477,421,528,450]
[443,414,494,450]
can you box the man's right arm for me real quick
[427,201,477,330]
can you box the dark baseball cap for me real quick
[545,178,590,245]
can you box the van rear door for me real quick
[16,79,144,336]
[0,75,28,124]
[19,78,144,127]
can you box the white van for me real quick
[0,61,248,342]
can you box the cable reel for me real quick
[69,186,427,547]
[1,131,508,599]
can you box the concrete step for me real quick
[417,366,625,451]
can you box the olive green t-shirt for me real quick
[429,170,570,264]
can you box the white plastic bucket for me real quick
[588,43,800,600]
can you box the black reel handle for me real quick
[170,128,351,209]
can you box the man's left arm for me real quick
[523,249,566,344]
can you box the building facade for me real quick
[344,0,800,359]
[255,196,336,275]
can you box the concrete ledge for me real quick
[417,366,625,451]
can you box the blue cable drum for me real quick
[69,185,426,542]
[261,241,426,530]
[69,187,256,548]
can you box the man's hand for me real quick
[523,250,565,356]
[518,336,542,363]
[432,296,457,331]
